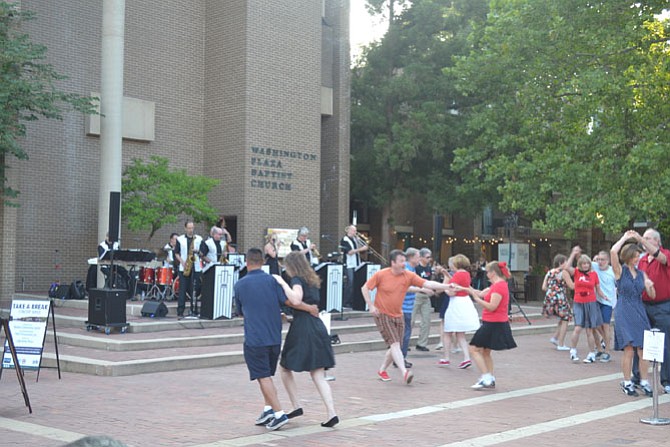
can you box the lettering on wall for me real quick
[249,146,318,191]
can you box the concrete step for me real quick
[39,317,554,377]
[42,324,556,376]
[12,292,553,377]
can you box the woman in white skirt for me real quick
[439,254,481,369]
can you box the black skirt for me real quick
[470,321,517,351]
[280,311,335,372]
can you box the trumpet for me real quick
[356,232,388,265]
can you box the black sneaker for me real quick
[404,360,413,369]
[640,383,653,397]
[255,409,274,425]
[266,413,289,431]
[415,345,429,352]
[621,381,638,397]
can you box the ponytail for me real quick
[486,261,511,279]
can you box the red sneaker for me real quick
[438,359,450,366]
[458,360,472,369]
[377,370,391,382]
[404,370,414,385]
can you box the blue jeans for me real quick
[633,299,670,386]
[402,312,412,358]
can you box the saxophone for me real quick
[183,237,195,277]
[218,247,228,264]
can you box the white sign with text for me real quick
[2,300,50,370]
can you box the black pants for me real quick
[177,271,201,316]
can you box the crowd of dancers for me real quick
[101,222,670,430]
[541,229,670,398]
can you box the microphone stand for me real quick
[108,242,117,290]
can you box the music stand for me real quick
[0,317,32,413]
[507,280,531,325]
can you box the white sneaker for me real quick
[556,345,571,351]
[570,348,579,362]
[549,337,559,346]
[583,352,596,363]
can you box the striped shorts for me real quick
[373,312,404,346]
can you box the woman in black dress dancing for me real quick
[273,251,339,428]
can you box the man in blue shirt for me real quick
[235,248,318,431]
[401,248,421,368]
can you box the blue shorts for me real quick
[243,344,280,381]
[598,301,613,324]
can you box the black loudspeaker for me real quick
[141,301,168,318]
[108,191,121,243]
[88,288,127,326]
[54,284,70,300]
[69,280,86,299]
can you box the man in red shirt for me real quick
[633,228,670,393]
[362,249,452,385]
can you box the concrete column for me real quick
[98,0,125,286]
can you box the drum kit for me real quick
[138,263,179,300]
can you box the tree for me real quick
[0,2,96,203]
[351,0,489,221]
[122,156,219,239]
[449,0,670,235]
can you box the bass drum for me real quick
[156,267,173,286]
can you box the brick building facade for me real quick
[0,0,350,303]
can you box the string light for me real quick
[385,232,553,249]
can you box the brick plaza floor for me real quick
[2,330,670,446]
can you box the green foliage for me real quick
[351,0,489,214]
[122,156,219,239]
[0,2,97,203]
[450,0,670,236]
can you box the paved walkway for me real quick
[2,329,670,446]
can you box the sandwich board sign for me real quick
[2,300,50,370]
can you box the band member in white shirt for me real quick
[200,226,227,273]
[291,227,319,267]
[340,225,368,307]
[174,221,203,318]
[163,232,178,271]
[96,233,122,289]
[98,232,119,260]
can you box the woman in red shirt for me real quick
[460,261,517,390]
[562,254,604,363]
